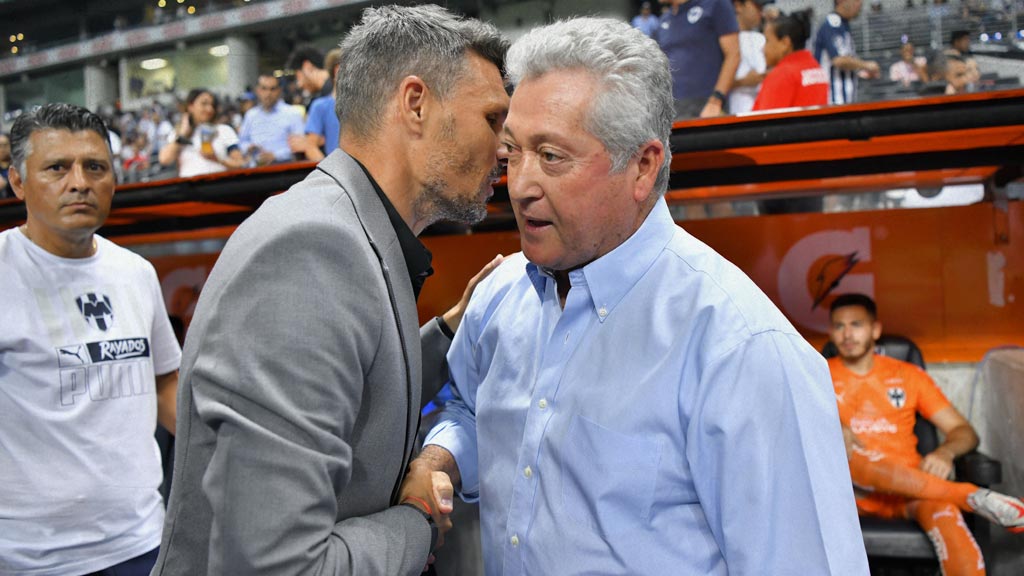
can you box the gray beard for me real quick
[416,177,488,226]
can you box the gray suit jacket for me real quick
[153,151,452,575]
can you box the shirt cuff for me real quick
[424,421,479,502]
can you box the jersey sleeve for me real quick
[912,366,952,419]
[712,0,740,37]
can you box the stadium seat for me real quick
[822,335,1003,568]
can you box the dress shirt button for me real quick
[511,534,520,547]
[598,306,608,318]
[538,398,548,410]
[523,466,533,479]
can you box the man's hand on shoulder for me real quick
[441,254,504,334]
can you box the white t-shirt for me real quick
[0,229,182,576]
[730,30,767,114]
[168,123,239,178]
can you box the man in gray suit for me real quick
[153,5,510,575]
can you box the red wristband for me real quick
[402,495,433,516]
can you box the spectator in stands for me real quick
[0,132,11,198]
[753,9,828,111]
[632,1,660,37]
[122,131,152,182]
[889,41,930,86]
[654,0,741,118]
[730,0,767,114]
[813,0,880,104]
[947,29,971,56]
[416,16,868,575]
[942,54,972,94]
[238,73,305,165]
[153,5,510,575]
[1,103,181,576]
[159,88,244,178]
[828,293,1024,576]
[296,47,342,162]
[286,44,332,105]
[946,29,980,88]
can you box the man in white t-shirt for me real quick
[730,0,767,114]
[0,103,181,576]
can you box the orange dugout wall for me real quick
[149,201,1023,364]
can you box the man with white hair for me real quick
[415,17,868,574]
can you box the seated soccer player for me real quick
[828,293,1024,576]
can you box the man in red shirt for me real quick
[828,293,1024,576]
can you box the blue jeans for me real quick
[86,547,159,576]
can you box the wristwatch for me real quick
[709,90,727,104]
[400,502,438,552]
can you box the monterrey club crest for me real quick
[76,292,114,331]
[887,387,907,409]
[687,6,703,23]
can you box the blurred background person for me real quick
[238,73,304,166]
[285,44,332,107]
[0,132,11,198]
[935,54,972,95]
[889,41,930,86]
[753,8,828,215]
[295,47,342,162]
[159,88,244,178]
[730,0,767,114]
[754,9,828,112]
[945,29,980,89]
[813,0,880,104]
[655,0,740,118]
[632,1,660,36]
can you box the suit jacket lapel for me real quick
[316,150,423,502]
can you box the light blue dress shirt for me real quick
[238,100,304,162]
[425,199,868,575]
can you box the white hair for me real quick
[506,18,674,195]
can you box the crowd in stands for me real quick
[0,66,325,192]
[1,0,1019,193]
[633,0,1020,118]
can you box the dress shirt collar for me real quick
[525,197,676,322]
[352,158,434,299]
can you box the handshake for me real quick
[397,446,462,567]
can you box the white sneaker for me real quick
[968,489,1024,533]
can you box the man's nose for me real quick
[506,154,544,203]
[66,163,89,192]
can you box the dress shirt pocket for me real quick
[560,413,661,537]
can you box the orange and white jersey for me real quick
[828,354,952,468]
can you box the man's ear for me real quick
[398,75,430,136]
[633,139,665,204]
[8,166,25,201]
[872,320,883,342]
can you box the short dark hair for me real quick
[10,103,110,175]
[286,44,325,71]
[830,293,877,320]
[336,4,508,141]
[770,9,814,51]
[951,30,970,45]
